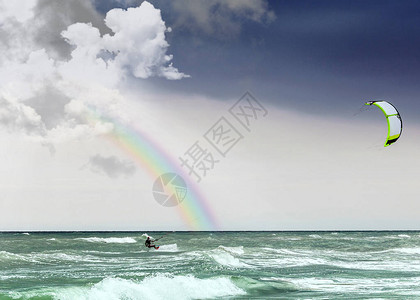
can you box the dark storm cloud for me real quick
[131,0,420,120]
[255,1,420,117]
[268,1,420,78]
[26,86,71,130]
[34,0,112,59]
[88,1,420,120]
[90,0,142,15]
[87,154,136,178]
[92,0,275,39]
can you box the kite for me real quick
[365,101,402,147]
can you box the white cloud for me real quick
[0,0,37,23]
[0,49,56,101]
[60,1,189,82]
[0,97,45,136]
[60,22,120,87]
[102,1,189,79]
[0,0,188,149]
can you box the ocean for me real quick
[1,231,419,299]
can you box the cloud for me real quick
[0,97,45,136]
[106,1,189,80]
[86,154,136,178]
[0,1,37,23]
[0,1,188,149]
[95,0,276,38]
[168,0,276,38]
[61,1,189,81]
[33,0,110,60]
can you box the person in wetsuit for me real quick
[145,236,159,249]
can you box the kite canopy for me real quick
[365,101,402,147]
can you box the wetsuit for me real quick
[145,237,159,249]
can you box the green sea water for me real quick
[1,231,420,299]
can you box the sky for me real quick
[1,0,420,231]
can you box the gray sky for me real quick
[1,0,420,231]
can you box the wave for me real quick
[218,246,244,255]
[9,275,246,300]
[157,243,178,252]
[82,250,123,255]
[369,247,420,256]
[391,247,420,255]
[76,237,137,244]
[308,234,322,239]
[251,246,420,271]
[0,274,28,280]
[0,251,40,264]
[262,247,302,255]
[206,246,249,268]
[0,250,112,264]
[234,276,298,295]
[34,252,105,263]
[287,276,420,295]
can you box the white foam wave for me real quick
[157,243,178,252]
[392,247,420,255]
[262,247,302,255]
[0,274,27,280]
[50,275,245,300]
[1,249,127,265]
[34,252,104,263]
[22,232,30,235]
[82,250,122,255]
[289,276,420,295]
[260,276,285,281]
[0,250,39,263]
[309,234,322,238]
[19,251,125,264]
[249,246,420,271]
[218,246,244,255]
[207,247,249,268]
[76,237,137,244]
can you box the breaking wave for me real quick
[8,275,246,300]
[76,237,137,244]
[157,243,178,252]
[206,246,249,268]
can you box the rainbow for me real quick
[85,106,218,231]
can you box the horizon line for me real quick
[1,229,419,233]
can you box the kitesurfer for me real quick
[145,236,159,249]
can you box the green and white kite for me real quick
[365,100,402,147]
